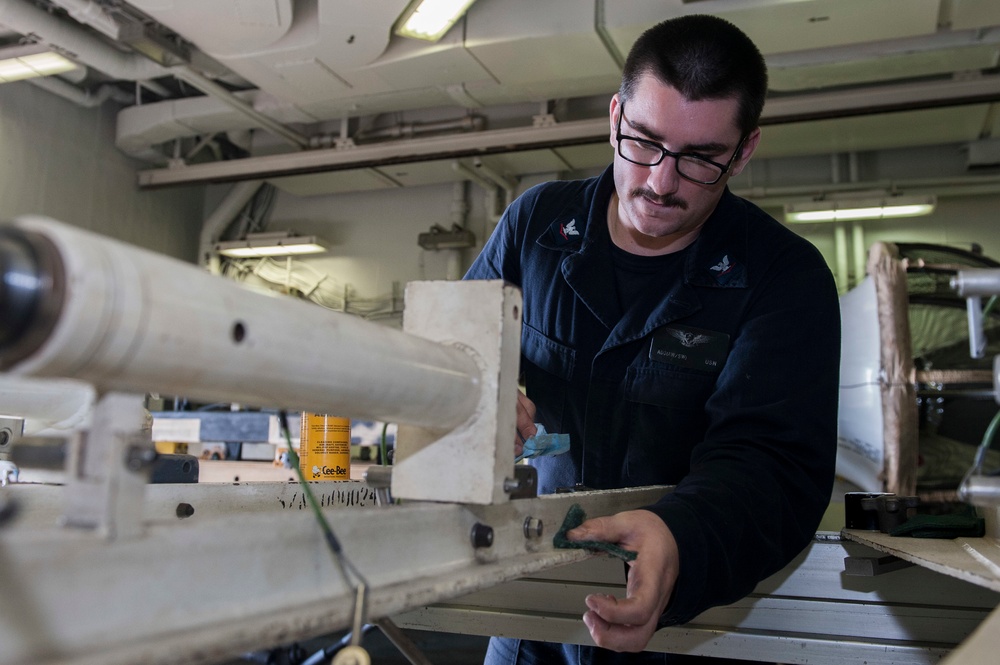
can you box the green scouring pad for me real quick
[552,503,638,562]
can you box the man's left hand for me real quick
[566,510,679,652]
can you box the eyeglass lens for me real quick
[618,138,724,183]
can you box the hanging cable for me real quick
[277,411,371,660]
[222,256,403,321]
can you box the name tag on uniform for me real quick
[649,325,730,371]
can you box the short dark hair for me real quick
[619,14,768,137]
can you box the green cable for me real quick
[380,421,389,467]
[961,294,1000,480]
[972,408,1000,473]
[278,411,366,590]
[984,295,998,317]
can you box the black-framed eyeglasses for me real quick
[615,100,747,185]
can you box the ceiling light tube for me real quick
[0,51,78,83]
[394,0,479,42]
[784,195,936,223]
[214,232,329,258]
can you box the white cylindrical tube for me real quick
[0,217,482,430]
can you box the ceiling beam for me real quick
[137,73,1000,189]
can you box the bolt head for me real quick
[471,522,494,548]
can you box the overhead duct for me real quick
[115,88,315,164]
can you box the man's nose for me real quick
[646,156,681,194]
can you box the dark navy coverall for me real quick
[465,165,841,664]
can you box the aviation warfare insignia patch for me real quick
[650,324,730,371]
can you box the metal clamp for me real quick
[503,464,538,499]
[865,495,920,533]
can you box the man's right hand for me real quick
[515,391,537,458]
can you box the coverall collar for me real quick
[536,164,751,350]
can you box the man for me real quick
[466,14,841,665]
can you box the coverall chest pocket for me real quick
[520,323,575,433]
[623,365,715,485]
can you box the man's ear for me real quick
[609,94,621,149]
[729,127,761,177]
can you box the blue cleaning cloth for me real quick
[516,424,570,462]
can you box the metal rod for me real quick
[952,269,1000,297]
[966,296,986,359]
[959,476,1000,507]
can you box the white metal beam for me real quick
[135,74,1000,188]
[0,485,671,665]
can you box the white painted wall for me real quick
[242,180,500,316]
[764,195,1000,292]
[254,162,1000,305]
[0,82,205,261]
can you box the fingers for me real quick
[583,604,656,653]
[565,511,646,548]
[514,391,537,455]
[569,510,680,652]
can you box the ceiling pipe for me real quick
[734,173,1000,207]
[452,160,511,233]
[28,75,132,107]
[199,180,265,274]
[766,25,1000,71]
[355,115,484,142]
[445,181,468,280]
[0,0,166,82]
[47,0,120,40]
[451,160,500,195]
[470,157,517,197]
[594,0,624,70]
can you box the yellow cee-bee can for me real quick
[299,413,351,481]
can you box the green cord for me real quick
[380,421,389,467]
[972,408,1000,473]
[984,295,998,318]
[279,411,366,590]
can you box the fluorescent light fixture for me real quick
[394,0,479,42]
[784,195,936,223]
[215,232,329,258]
[0,50,78,84]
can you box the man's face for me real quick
[609,74,760,254]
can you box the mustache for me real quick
[631,187,687,210]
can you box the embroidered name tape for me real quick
[650,324,730,371]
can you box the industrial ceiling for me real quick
[2,0,1000,199]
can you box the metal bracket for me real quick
[504,465,538,500]
[844,554,915,576]
[392,281,522,504]
[532,113,558,128]
[62,392,153,540]
[0,417,23,486]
